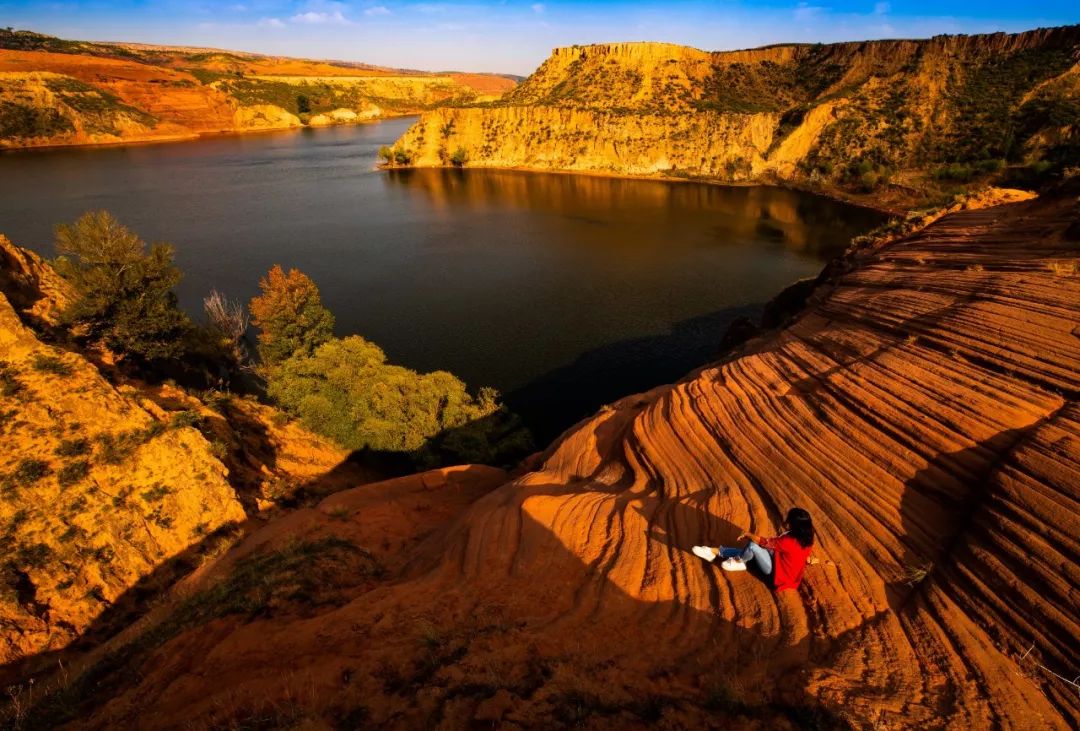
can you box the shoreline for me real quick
[380,161,901,216]
[0,113,422,154]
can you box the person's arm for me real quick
[738,531,776,548]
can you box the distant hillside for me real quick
[0,28,517,148]
[392,27,1080,208]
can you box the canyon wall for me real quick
[394,27,1080,205]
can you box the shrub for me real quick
[266,336,529,464]
[248,266,335,367]
[17,542,54,569]
[378,145,394,164]
[31,353,74,376]
[203,289,249,366]
[56,437,90,457]
[393,147,412,165]
[449,147,468,167]
[141,484,172,502]
[93,423,161,464]
[11,458,51,486]
[169,410,204,430]
[0,361,23,397]
[58,459,90,487]
[54,211,193,363]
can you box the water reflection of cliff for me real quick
[383,168,884,258]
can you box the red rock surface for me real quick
[12,191,1080,729]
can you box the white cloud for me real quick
[291,10,351,24]
[257,16,286,27]
[874,2,890,15]
[365,5,391,15]
[531,3,545,13]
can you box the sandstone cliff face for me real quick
[394,27,1080,203]
[401,104,779,176]
[30,188,1078,729]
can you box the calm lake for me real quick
[0,118,883,441]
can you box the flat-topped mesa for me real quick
[547,41,710,63]
[393,25,1080,207]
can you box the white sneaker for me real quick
[692,545,718,562]
[721,558,747,572]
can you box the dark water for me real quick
[0,118,883,441]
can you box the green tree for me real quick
[248,265,334,367]
[449,146,468,167]
[378,145,394,165]
[393,147,412,165]
[296,93,311,115]
[54,211,192,362]
[266,336,530,464]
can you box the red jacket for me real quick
[760,533,812,592]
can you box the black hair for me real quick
[785,507,814,548]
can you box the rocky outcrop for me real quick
[0,287,247,665]
[29,187,1079,729]
[394,27,1080,205]
[0,234,75,328]
[231,103,301,131]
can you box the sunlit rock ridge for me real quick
[394,27,1079,206]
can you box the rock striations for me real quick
[20,187,1078,729]
[393,27,1080,205]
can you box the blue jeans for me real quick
[719,541,773,575]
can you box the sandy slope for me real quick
[34,188,1076,730]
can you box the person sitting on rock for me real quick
[691,507,815,592]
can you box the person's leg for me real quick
[739,541,773,575]
[718,546,744,560]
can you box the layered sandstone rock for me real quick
[34,186,1078,729]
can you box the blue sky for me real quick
[2,1,1077,74]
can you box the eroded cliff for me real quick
[393,27,1080,206]
[11,187,1077,729]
